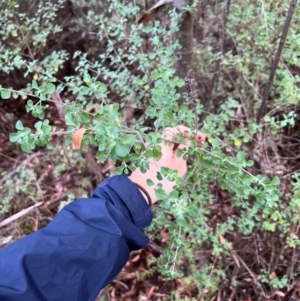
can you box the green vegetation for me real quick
[1,0,300,299]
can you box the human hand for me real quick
[129,125,206,205]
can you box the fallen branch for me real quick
[0,193,66,229]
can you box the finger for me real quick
[163,126,191,141]
[163,126,206,148]
[193,131,206,148]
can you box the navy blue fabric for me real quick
[0,175,152,301]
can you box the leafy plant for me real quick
[1,0,300,299]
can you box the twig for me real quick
[199,147,266,187]
[0,193,66,229]
[228,267,239,301]
[256,0,298,123]
[231,250,258,283]
[14,16,34,61]
[51,92,65,119]
[148,240,161,254]
[231,250,267,300]
[224,70,250,123]
[170,226,181,275]
[287,245,300,277]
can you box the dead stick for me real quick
[0,194,65,228]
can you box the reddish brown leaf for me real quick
[73,128,87,150]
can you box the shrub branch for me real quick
[256,0,298,124]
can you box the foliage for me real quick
[1,0,300,299]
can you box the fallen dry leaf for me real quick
[73,128,88,150]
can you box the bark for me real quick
[175,1,194,104]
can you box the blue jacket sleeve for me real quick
[0,175,152,301]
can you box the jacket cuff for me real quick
[93,175,153,229]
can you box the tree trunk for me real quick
[175,2,194,104]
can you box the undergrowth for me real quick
[1,0,300,299]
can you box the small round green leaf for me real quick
[115,144,129,157]
[10,132,23,143]
[16,120,24,130]
[146,179,155,187]
[83,74,92,84]
[0,89,11,99]
[45,83,56,94]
